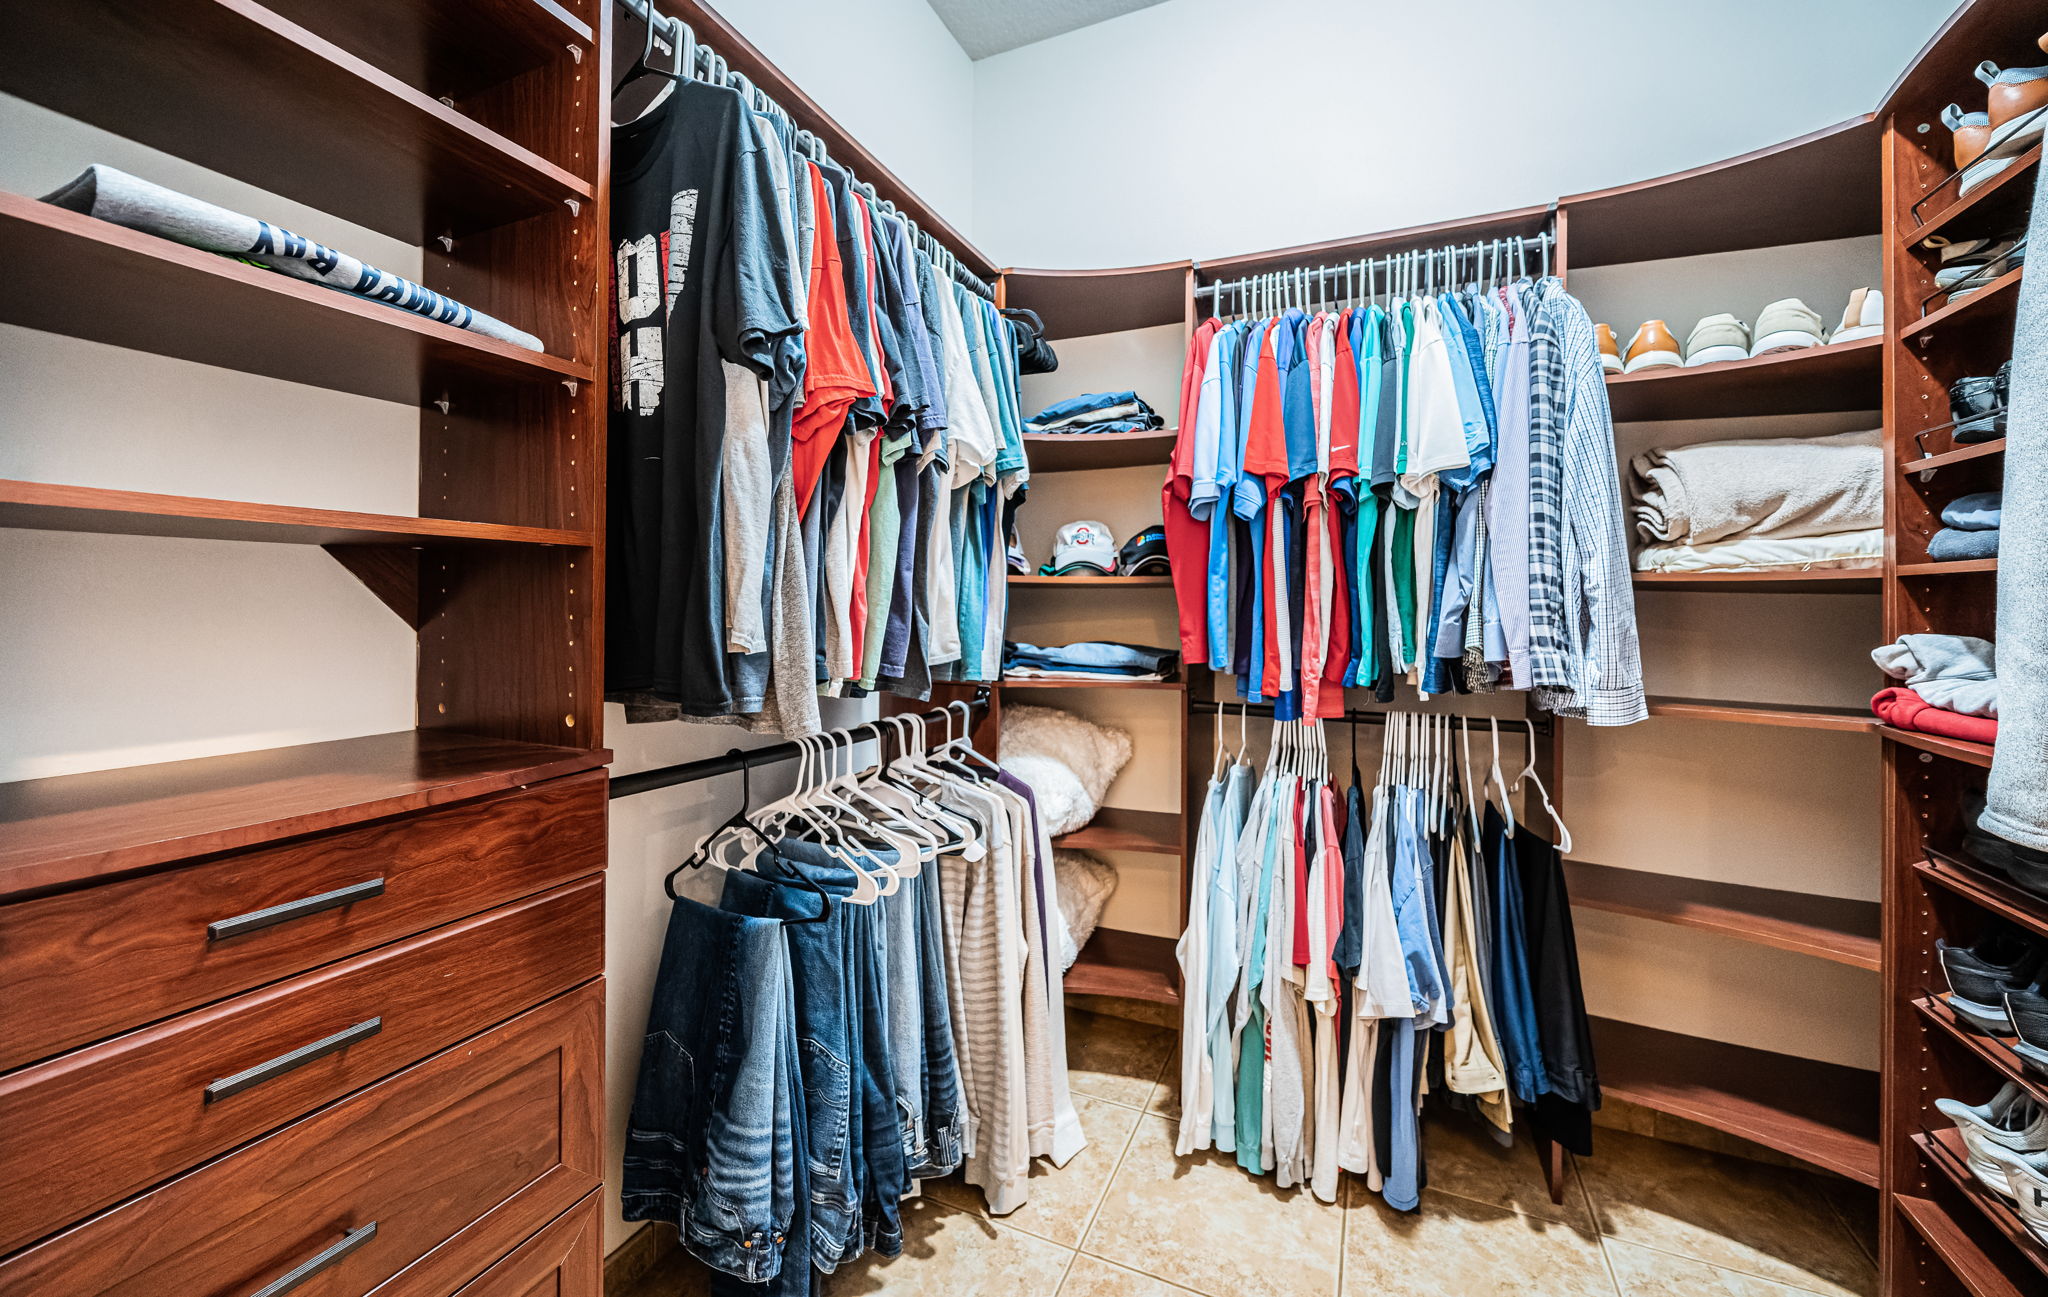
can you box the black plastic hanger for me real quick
[613,5,687,102]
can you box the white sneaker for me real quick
[1988,1143,2048,1243]
[1937,1083,2048,1197]
[1749,298,1826,357]
[1831,288,1884,343]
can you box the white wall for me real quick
[709,0,977,238]
[970,0,1955,268]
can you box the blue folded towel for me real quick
[1929,526,2000,561]
[1941,490,2003,531]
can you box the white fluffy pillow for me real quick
[1054,849,1119,971]
[1000,704,1132,837]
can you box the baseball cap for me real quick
[1119,525,1170,575]
[1045,520,1117,575]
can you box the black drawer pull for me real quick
[205,1018,382,1103]
[207,878,386,941]
[244,1221,378,1297]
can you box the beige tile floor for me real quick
[617,1007,1880,1297]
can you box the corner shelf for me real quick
[1053,807,1183,856]
[1604,337,1882,422]
[1644,697,1878,733]
[0,479,591,549]
[1905,439,2006,475]
[1063,928,1180,1005]
[1631,569,1880,594]
[1593,1017,1880,1186]
[1565,861,1880,969]
[0,730,610,901]
[1023,428,1178,472]
[1881,727,1995,769]
[0,194,590,406]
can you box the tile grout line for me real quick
[1589,1234,1845,1297]
[1070,1096,1152,1261]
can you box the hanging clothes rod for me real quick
[1190,699,1552,736]
[1193,230,1555,308]
[609,693,992,799]
[610,0,995,301]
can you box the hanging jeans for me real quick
[621,897,799,1286]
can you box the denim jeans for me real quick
[621,897,797,1285]
[911,866,966,1177]
[1004,640,1178,674]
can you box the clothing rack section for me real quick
[1878,5,2046,1294]
[0,3,609,1295]
[1189,699,1551,735]
[1193,231,1556,315]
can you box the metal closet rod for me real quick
[609,692,992,799]
[1194,230,1555,307]
[611,0,995,301]
[1190,699,1552,736]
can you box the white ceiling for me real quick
[923,0,1171,59]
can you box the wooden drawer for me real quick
[0,981,602,1296]
[0,875,601,1256]
[443,1193,600,1297]
[0,769,605,1070]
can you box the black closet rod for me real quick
[609,693,992,800]
[1190,699,1552,736]
[611,0,996,301]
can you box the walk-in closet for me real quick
[0,2,2040,1296]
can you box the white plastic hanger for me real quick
[1511,723,1572,853]
[1486,718,1515,834]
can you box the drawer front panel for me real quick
[0,769,606,1071]
[0,876,602,1255]
[0,982,603,1297]
[436,1193,600,1297]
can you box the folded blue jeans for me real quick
[1004,640,1178,673]
[1025,389,1140,428]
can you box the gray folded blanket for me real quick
[1872,633,1998,716]
[1942,491,2004,530]
[42,164,543,352]
[1630,428,1883,546]
[1929,527,2000,561]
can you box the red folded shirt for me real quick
[1871,687,1998,744]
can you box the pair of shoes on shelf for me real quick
[1951,361,2011,443]
[1940,923,2048,1073]
[1600,291,1883,374]
[1942,61,2048,198]
[1925,231,2028,305]
[1937,1083,2048,1240]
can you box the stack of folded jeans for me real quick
[1024,390,1166,436]
[1929,490,2002,562]
[1003,640,1180,682]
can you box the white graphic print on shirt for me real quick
[612,188,699,415]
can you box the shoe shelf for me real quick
[1022,429,1179,472]
[1894,1194,2036,1297]
[0,194,592,405]
[1880,727,1996,769]
[1914,1129,2048,1282]
[1565,861,1880,969]
[1051,807,1184,856]
[1900,266,2025,343]
[0,0,593,246]
[1914,856,2048,946]
[1593,1017,1880,1186]
[1643,696,1880,734]
[1913,996,2048,1110]
[0,730,610,901]
[1905,144,2041,250]
[1905,439,2006,475]
[1897,558,2000,577]
[1064,927,1181,1005]
[1630,570,1881,595]
[1007,574,1175,587]
[0,479,593,550]
[1604,337,1883,422]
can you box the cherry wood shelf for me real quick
[1631,570,1880,595]
[1008,574,1174,588]
[1914,855,2048,946]
[0,193,589,406]
[1905,144,2042,249]
[1915,1129,2048,1282]
[1565,861,1880,969]
[1905,439,2006,475]
[1645,697,1879,734]
[1894,1194,2035,1297]
[1594,1017,1881,1186]
[1053,807,1183,856]
[998,678,1186,691]
[1605,337,1883,422]
[1023,429,1179,472]
[1880,727,1995,769]
[1913,996,2048,1109]
[1900,267,2024,343]
[257,0,594,101]
[1064,928,1180,1005]
[1898,558,1999,577]
[0,480,591,549]
[0,0,592,246]
[1002,263,1191,339]
[0,730,610,901]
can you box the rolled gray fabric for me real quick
[1982,168,2048,850]
[42,164,543,352]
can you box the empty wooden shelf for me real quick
[1023,429,1179,472]
[1593,1018,1880,1186]
[1904,438,2005,475]
[1064,928,1180,1005]
[1565,862,1881,968]
[1631,570,1880,594]
[1913,856,2048,944]
[1053,807,1183,856]
[1644,697,1879,733]
[1898,559,1999,576]
[1880,727,1995,769]
[1008,574,1174,587]
[1604,337,1882,422]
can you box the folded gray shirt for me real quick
[1941,490,2003,531]
[1872,632,1999,716]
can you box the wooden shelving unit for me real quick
[1053,807,1182,856]
[1905,439,2006,475]
[1565,861,1881,968]
[1604,336,1883,422]
[1062,928,1181,1004]
[1021,428,1179,472]
[1643,696,1879,733]
[1898,559,2000,576]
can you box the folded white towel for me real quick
[1634,527,1883,573]
[1631,429,1883,547]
